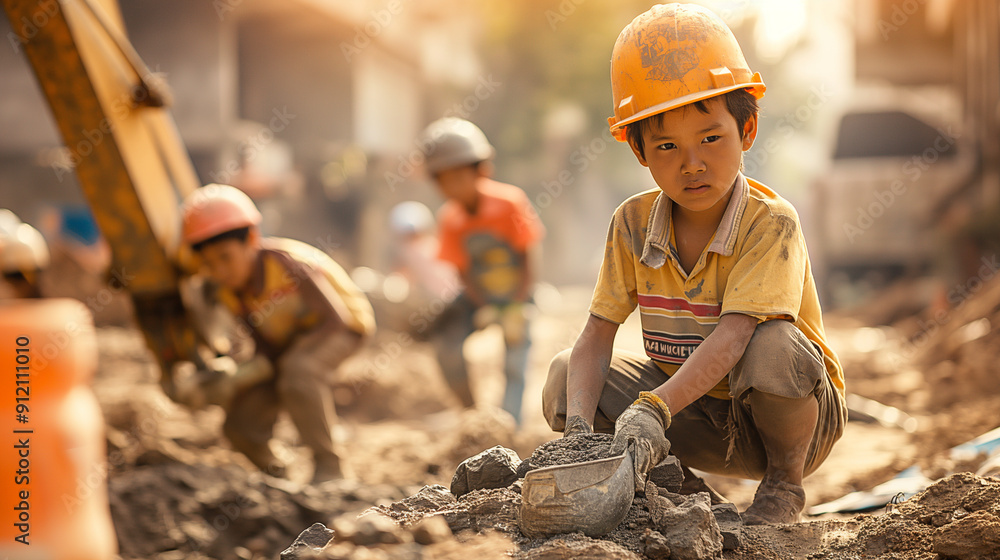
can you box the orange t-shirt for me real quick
[438,178,544,302]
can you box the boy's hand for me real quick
[562,414,593,438]
[610,391,672,487]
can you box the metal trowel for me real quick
[519,445,635,538]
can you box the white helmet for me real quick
[389,201,435,236]
[419,118,495,175]
[0,210,50,273]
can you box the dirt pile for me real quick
[344,453,1000,560]
[854,472,1000,559]
[93,325,531,560]
[825,273,1000,491]
[109,463,410,559]
[278,513,514,560]
[365,438,730,559]
[741,472,1000,560]
[515,433,614,477]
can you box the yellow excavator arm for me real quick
[3,0,209,394]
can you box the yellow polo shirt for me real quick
[217,237,375,359]
[591,174,843,400]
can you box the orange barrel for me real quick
[0,299,117,559]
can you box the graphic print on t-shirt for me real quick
[637,293,721,366]
[642,330,705,364]
[465,231,523,303]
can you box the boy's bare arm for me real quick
[651,312,758,414]
[566,314,620,428]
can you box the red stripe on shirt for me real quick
[637,294,722,318]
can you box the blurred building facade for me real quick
[854,0,999,219]
[811,0,1000,304]
[0,0,481,269]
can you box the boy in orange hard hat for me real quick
[417,118,545,424]
[180,184,375,483]
[542,4,846,524]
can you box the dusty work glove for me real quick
[563,415,594,438]
[609,391,672,488]
[170,355,274,410]
[202,355,274,409]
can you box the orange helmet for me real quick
[180,184,262,246]
[608,3,765,142]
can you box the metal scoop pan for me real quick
[519,446,635,538]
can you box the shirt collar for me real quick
[639,173,749,270]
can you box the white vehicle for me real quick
[810,87,977,305]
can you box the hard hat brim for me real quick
[609,80,765,142]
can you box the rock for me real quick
[522,532,643,559]
[642,528,672,560]
[644,482,675,525]
[510,478,523,494]
[279,522,333,560]
[647,456,684,492]
[411,515,453,545]
[711,503,744,550]
[451,446,522,497]
[651,492,723,560]
[393,484,456,512]
[932,510,1000,559]
[660,489,688,506]
[333,512,410,546]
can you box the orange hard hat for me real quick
[180,184,262,246]
[607,3,765,142]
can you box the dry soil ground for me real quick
[93,278,1000,559]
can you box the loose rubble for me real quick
[647,493,722,560]
[710,503,744,550]
[301,451,1000,560]
[280,523,334,560]
[366,443,735,560]
[98,275,1000,560]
